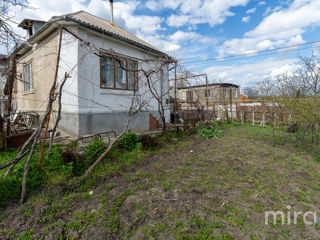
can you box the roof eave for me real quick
[64,16,171,59]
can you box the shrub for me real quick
[117,131,140,151]
[199,126,223,139]
[86,139,107,162]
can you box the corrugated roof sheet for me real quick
[53,11,163,55]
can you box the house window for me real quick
[186,91,193,101]
[233,89,238,98]
[223,88,227,97]
[100,53,138,90]
[204,89,210,97]
[23,62,33,91]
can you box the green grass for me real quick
[1,122,319,239]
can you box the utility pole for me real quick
[230,88,233,122]
[174,61,177,123]
[205,74,209,113]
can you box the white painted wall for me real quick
[58,26,79,114]
[75,27,170,117]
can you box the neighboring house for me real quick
[176,83,240,120]
[13,11,171,138]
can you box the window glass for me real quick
[23,63,33,91]
[100,53,138,91]
[186,91,193,101]
[128,61,137,90]
[115,59,127,89]
[101,55,114,88]
[233,89,238,97]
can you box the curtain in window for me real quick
[128,61,137,90]
[101,56,114,88]
[115,59,127,89]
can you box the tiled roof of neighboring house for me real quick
[240,94,250,101]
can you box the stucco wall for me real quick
[73,27,170,135]
[16,25,170,138]
[16,31,58,113]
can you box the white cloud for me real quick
[166,15,190,28]
[270,64,295,77]
[258,1,266,5]
[169,31,209,43]
[246,8,256,14]
[203,57,297,87]
[163,0,250,28]
[218,0,320,56]
[145,0,182,11]
[242,16,251,22]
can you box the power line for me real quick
[180,39,320,64]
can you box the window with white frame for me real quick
[23,62,33,91]
[100,53,138,90]
[233,89,238,98]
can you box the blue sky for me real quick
[4,0,320,87]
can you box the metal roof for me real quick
[178,83,240,90]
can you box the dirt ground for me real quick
[1,125,320,239]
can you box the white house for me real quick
[14,11,172,138]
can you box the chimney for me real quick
[110,0,114,24]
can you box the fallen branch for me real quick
[20,135,39,203]
[81,129,127,181]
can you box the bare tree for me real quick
[0,0,29,50]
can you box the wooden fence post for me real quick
[252,111,255,126]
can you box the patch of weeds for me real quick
[185,216,226,239]
[43,220,65,235]
[184,161,192,166]
[110,190,133,216]
[19,229,34,240]
[40,202,60,223]
[199,126,223,139]
[19,207,33,217]
[86,139,107,163]
[66,221,83,231]
[116,131,140,151]
[133,202,147,217]
[296,190,310,203]
[141,223,168,238]
[160,180,173,191]
[104,182,116,192]
[175,221,185,229]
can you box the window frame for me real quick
[204,89,210,97]
[99,52,138,91]
[186,91,193,101]
[23,62,33,92]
